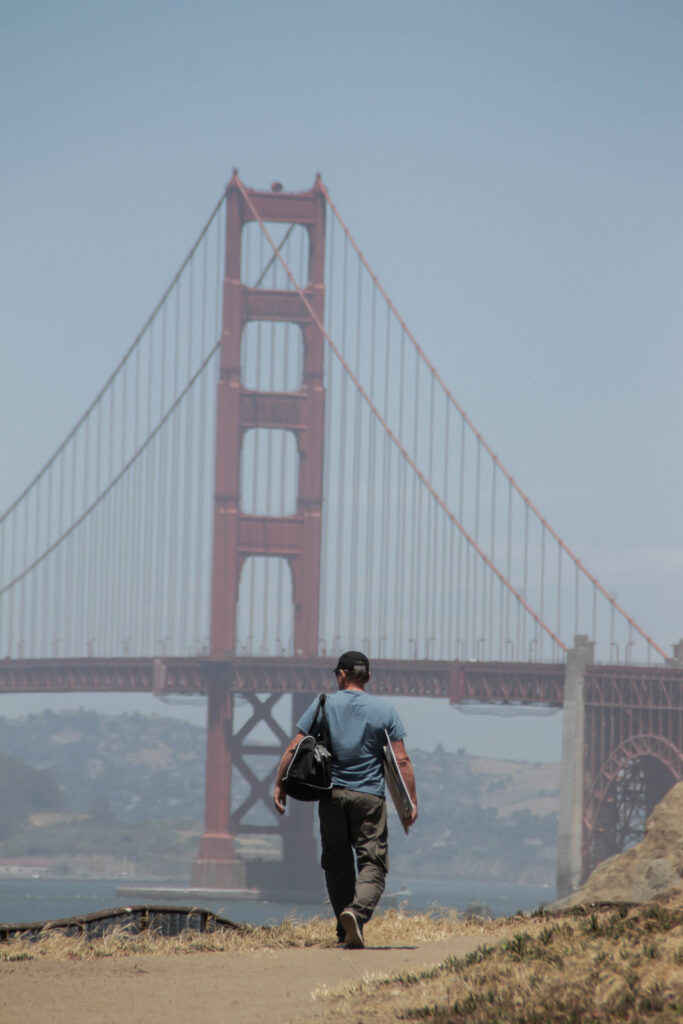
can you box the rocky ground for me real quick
[554,780,683,908]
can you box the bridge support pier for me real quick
[192,679,246,889]
[556,634,594,899]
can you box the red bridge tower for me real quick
[192,174,326,889]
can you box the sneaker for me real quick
[340,909,364,949]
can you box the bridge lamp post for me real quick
[505,639,515,661]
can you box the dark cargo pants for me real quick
[318,787,388,930]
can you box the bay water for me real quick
[0,876,553,928]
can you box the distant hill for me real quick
[389,747,559,883]
[0,751,64,840]
[0,710,559,884]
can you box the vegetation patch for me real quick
[0,906,501,961]
[4,898,683,1021]
[309,897,683,1024]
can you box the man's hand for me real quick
[273,783,287,815]
[402,804,418,834]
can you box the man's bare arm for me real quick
[391,739,418,828]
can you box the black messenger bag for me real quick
[282,693,332,801]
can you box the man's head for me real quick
[333,650,370,688]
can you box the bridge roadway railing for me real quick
[0,656,566,705]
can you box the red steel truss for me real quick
[582,665,683,877]
[0,657,564,702]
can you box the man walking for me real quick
[273,651,418,949]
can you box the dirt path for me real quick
[1,935,486,1024]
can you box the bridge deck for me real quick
[0,657,565,705]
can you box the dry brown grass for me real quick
[0,905,505,962]
[308,897,683,1023]
[4,899,682,1022]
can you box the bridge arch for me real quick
[583,734,683,879]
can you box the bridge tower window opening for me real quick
[241,221,311,292]
[235,556,294,658]
[239,429,298,518]
[240,320,304,393]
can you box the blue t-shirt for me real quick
[297,689,406,798]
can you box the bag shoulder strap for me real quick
[309,693,331,751]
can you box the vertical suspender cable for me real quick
[89,392,99,654]
[348,252,363,638]
[472,441,481,657]
[66,428,77,652]
[168,284,181,650]
[379,304,391,656]
[556,543,562,662]
[319,213,334,653]
[130,324,141,651]
[119,363,129,653]
[395,327,406,656]
[191,219,210,652]
[610,598,615,661]
[19,488,26,653]
[522,503,529,660]
[144,322,155,653]
[455,416,465,657]
[488,462,496,660]
[44,474,50,654]
[8,510,17,653]
[364,281,377,651]
[539,524,546,662]
[83,415,91,654]
[19,493,27,653]
[155,307,167,653]
[506,479,512,658]
[30,476,38,654]
[424,372,435,657]
[409,346,419,656]
[181,260,196,652]
[441,400,449,659]
[332,234,349,648]
[463,538,470,659]
[574,561,579,641]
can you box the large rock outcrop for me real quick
[555,780,683,907]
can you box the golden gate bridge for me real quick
[1,174,681,897]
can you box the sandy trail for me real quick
[1,934,486,1024]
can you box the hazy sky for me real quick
[1,1,682,759]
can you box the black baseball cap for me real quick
[333,651,370,674]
